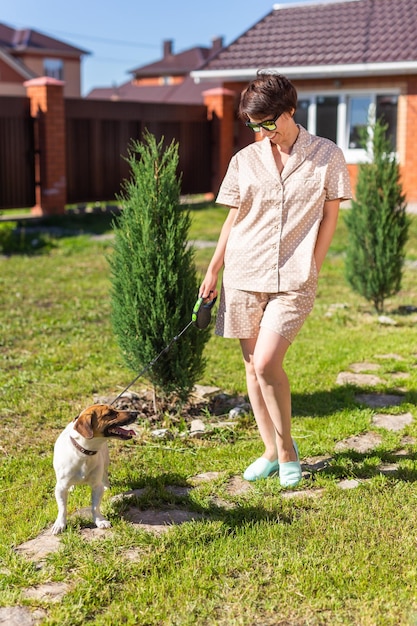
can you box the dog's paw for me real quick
[51,521,66,535]
[95,518,112,529]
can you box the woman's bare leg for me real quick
[240,337,278,462]
[242,328,296,463]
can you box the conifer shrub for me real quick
[344,118,409,313]
[109,131,210,402]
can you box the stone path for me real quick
[1,356,415,625]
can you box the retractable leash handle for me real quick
[192,293,217,329]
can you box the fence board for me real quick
[65,99,211,204]
[0,97,212,209]
[0,97,35,209]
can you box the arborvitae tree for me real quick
[109,131,210,402]
[344,117,409,313]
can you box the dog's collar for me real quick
[70,435,98,456]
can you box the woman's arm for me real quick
[199,207,237,299]
[314,199,340,273]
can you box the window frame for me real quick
[43,58,64,81]
[295,88,400,163]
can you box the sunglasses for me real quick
[245,111,281,133]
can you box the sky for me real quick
[2,0,303,96]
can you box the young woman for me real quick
[199,73,352,487]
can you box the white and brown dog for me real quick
[52,404,136,535]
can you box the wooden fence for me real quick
[0,95,212,210]
[0,97,35,209]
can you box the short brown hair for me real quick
[238,73,298,121]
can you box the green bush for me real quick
[109,131,211,402]
[344,118,410,312]
[0,222,53,255]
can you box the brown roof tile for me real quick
[87,76,221,105]
[130,47,211,77]
[130,38,224,77]
[0,22,89,57]
[203,0,417,71]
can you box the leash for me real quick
[110,294,216,406]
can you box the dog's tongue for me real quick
[109,426,136,437]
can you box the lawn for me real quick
[0,204,417,625]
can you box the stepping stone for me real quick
[349,362,380,372]
[79,528,113,541]
[189,471,224,485]
[324,303,348,317]
[378,463,398,475]
[372,412,413,431]
[336,372,381,386]
[111,488,147,503]
[123,507,203,535]
[15,531,61,561]
[0,606,45,626]
[209,496,235,510]
[335,432,382,453]
[281,488,325,499]
[192,384,221,398]
[165,485,192,497]
[209,420,237,428]
[123,548,145,562]
[337,479,361,489]
[302,455,333,472]
[225,475,252,495]
[189,419,205,437]
[355,393,404,408]
[378,316,397,325]
[390,372,410,379]
[22,582,69,603]
[374,353,404,361]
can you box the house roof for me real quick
[192,0,417,82]
[129,39,223,78]
[88,39,224,103]
[0,22,89,81]
[87,75,220,105]
[0,22,89,57]
[129,37,223,78]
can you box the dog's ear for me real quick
[74,409,95,439]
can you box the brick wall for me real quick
[24,77,66,215]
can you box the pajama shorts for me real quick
[215,280,317,344]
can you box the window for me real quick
[295,92,398,162]
[295,99,309,129]
[43,58,63,81]
[376,95,398,151]
[316,96,338,143]
[348,96,371,148]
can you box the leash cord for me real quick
[110,319,194,406]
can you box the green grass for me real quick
[0,207,417,624]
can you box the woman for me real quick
[199,73,352,487]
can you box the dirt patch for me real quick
[95,388,248,427]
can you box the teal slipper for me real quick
[279,440,302,488]
[243,457,279,481]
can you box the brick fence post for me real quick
[203,88,236,195]
[24,77,67,216]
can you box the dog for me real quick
[51,404,136,534]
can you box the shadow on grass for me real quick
[107,472,299,531]
[310,446,417,483]
[292,384,361,418]
[292,384,416,419]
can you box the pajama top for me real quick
[216,125,352,293]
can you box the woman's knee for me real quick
[253,353,284,382]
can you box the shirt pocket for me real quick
[286,175,325,213]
